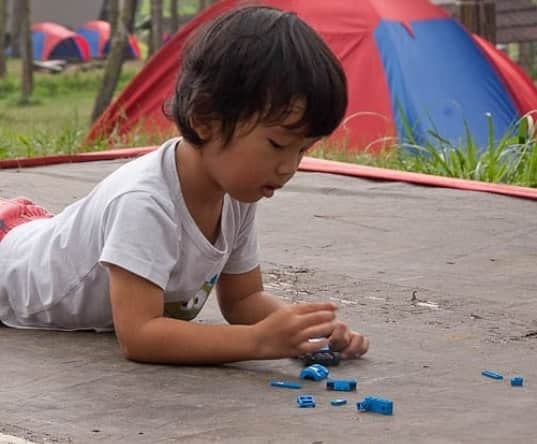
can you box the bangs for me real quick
[246,14,348,138]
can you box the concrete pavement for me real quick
[1,159,536,443]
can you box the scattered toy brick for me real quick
[297,395,316,408]
[300,364,329,381]
[482,370,504,380]
[330,399,347,406]
[326,379,357,392]
[357,396,393,415]
[511,376,524,387]
[270,381,302,389]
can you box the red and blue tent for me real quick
[32,22,90,62]
[75,20,141,60]
[88,0,537,152]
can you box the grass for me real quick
[312,113,537,188]
[0,58,536,188]
[0,59,144,158]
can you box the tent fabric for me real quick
[87,0,537,153]
[75,21,141,59]
[32,22,90,61]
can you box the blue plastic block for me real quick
[482,370,504,380]
[356,396,393,415]
[330,399,347,406]
[511,376,524,387]
[300,364,329,381]
[270,381,302,389]
[297,395,316,408]
[326,379,357,392]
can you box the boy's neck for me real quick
[175,139,225,209]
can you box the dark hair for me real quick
[164,5,348,146]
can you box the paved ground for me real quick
[1,159,536,443]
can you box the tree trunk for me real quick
[170,0,179,35]
[108,0,119,42]
[10,0,23,57]
[148,0,163,58]
[199,0,208,12]
[91,0,134,123]
[99,0,110,21]
[20,0,32,104]
[0,0,6,78]
[126,0,138,33]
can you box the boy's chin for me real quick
[227,190,265,203]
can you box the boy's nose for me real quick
[276,153,302,176]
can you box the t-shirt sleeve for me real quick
[222,203,259,274]
[99,192,179,289]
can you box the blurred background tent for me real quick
[76,20,141,59]
[31,22,90,61]
[86,0,537,152]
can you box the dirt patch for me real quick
[263,264,537,346]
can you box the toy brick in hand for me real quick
[301,344,341,367]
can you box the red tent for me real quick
[75,20,141,59]
[88,0,537,151]
[32,22,90,61]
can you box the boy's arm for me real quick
[217,267,370,359]
[216,266,287,325]
[107,265,336,365]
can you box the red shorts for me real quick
[0,197,54,242]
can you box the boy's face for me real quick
[201,106,319,203]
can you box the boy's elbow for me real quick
[116,330,151,363]
[118,338,143,362]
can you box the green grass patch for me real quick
[312,113,537,188]
[0,59,143,157]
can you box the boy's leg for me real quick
[0,196,53,241]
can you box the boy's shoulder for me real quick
[98,138,179,199]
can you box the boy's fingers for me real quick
[296,310,336,329]
[341,334,369,359]
[297,336,330,354]
[298,321,337,346]
[328,322,351,351]
[292,302,337,315]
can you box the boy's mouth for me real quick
[261,185,281,198]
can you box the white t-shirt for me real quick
[0,138,259,331]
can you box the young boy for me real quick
[0,6,369,364]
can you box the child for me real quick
[0,6,368,364]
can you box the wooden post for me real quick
[20,0,32,104]
[170,0,179,34]
[459,0,496,44]
[148,0,163,58]
[0,0,6,78]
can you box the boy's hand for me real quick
[327,320,369,359]
[252,302,337,359]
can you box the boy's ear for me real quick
[189,115,216,143]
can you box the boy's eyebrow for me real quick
[269,131,319,149]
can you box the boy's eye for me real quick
[300,143,314,154]
[268,138,284,149]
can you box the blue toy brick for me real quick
[482,370,504,380]
[511,376,524,387]
[297,395,316,408]
[356,396,393,415]
[300,364,329,381]
[330,399,347,406]
[270,381,302,389]
[326,379,357,392]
